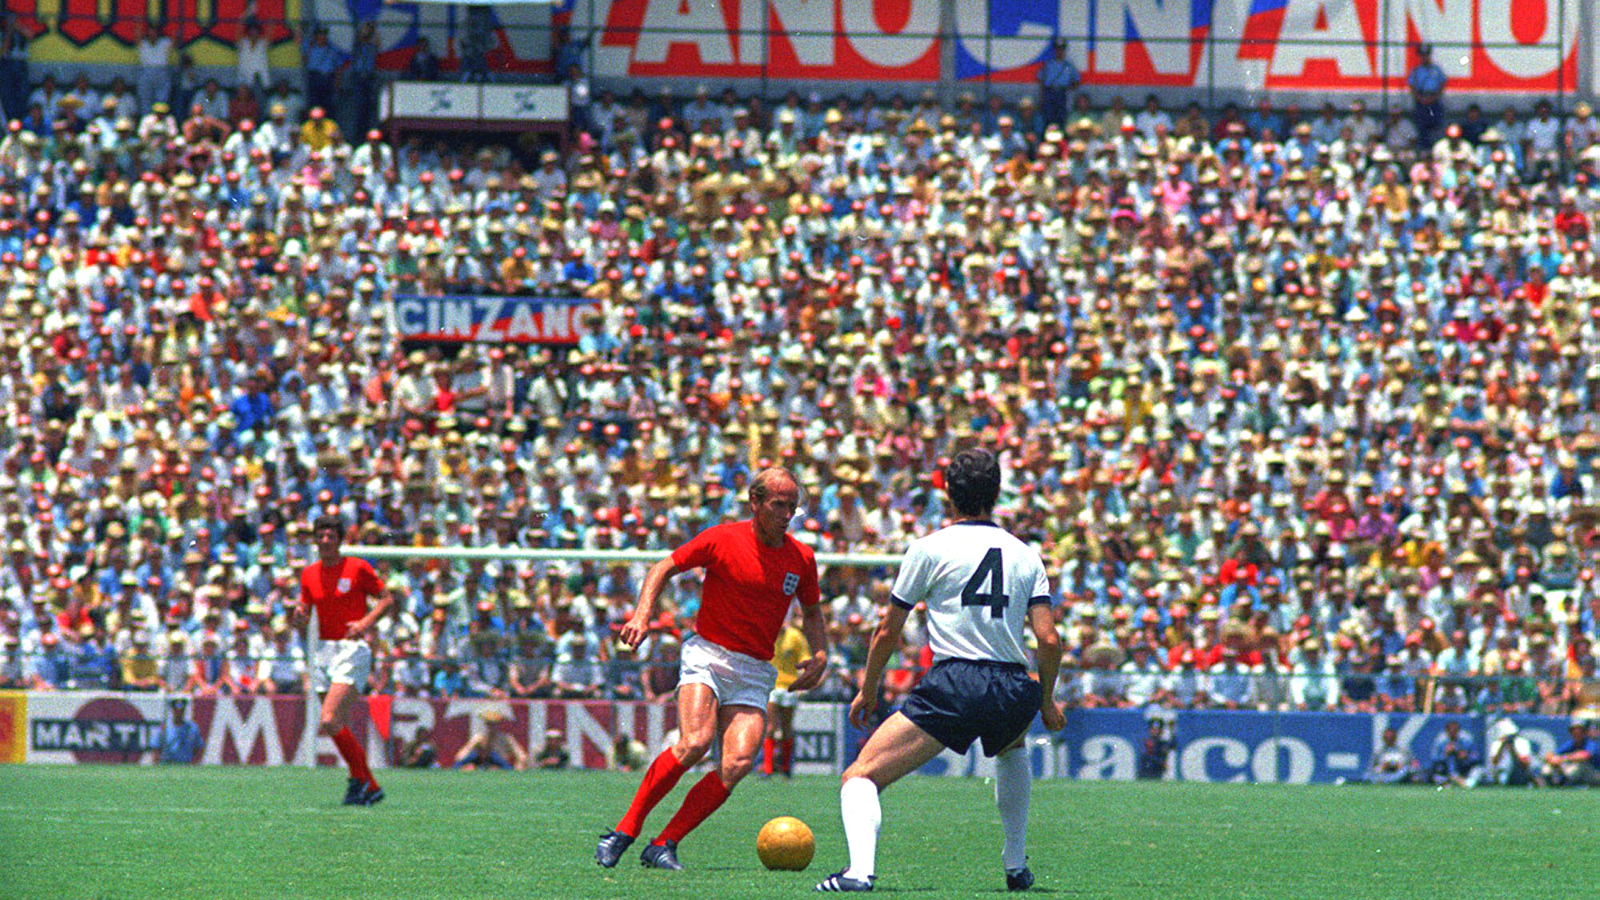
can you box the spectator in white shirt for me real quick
[1342,99,1380,145]
[1134,93,1172,141]
[193,77,228,120]
[236,22,271,96]
[1525,100,1562,177]
[136,22,173,112]
[1568,102,1599,161]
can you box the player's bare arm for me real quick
[1030,603,1065,731]
[619,557,681,649]
[789,602,829,692]
[345,585,394,639]
[849,603,910,729]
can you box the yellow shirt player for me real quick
[763,616,810,777]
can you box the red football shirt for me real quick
[671,521,819,661]
[298,556,385,641]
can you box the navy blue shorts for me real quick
[901,658,1041,757]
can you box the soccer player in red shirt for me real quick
[295,514,392,806]
[596,468,829,871]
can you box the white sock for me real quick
[995,747,1031,872]
[839,776,881,881]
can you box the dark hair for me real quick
[312,514,344,535]
[944,449,1000,517]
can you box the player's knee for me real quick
[675,734,712,763]
[721,756,754,784]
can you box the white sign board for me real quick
[480,85,569,122]
[388,82,482,120]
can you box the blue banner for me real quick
[845,708,1581,783]
[392,294,601,345]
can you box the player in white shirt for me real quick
[816,449,1064,893]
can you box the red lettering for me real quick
[57,0,103,46]
[2,0,45,39]
[166,0,205,45]
[249,0,293,44]
[209,0,247,44]
[107,0,147,45]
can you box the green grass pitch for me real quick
[0,766,1594,899]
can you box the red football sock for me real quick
[332,727,376,789]
[617,749,688,838]
[779,738,794,775]
[762,737,775,776]
[654,771,732,845]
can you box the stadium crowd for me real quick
[1,58,1600,729]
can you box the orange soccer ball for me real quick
[756,816,815,871]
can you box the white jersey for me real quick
[890,521,1050,666]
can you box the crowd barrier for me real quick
[1,690,1583,784]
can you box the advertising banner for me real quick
[1169,710,1480,784]
[0,691,27,765]
[15,0,1580,93]
[24,692,168,765]
[574,0,1575,95]
[384,83,570,123]
[384,696,676,770]
[13,691,689,771]
[583,0,941,83]
[304,0,557,74]
[791,701,845,777]
[388,82,483,120]
[846,707,1578,783]
[13,0,300,69]
[953,0,1579,94]
[14,0,557,74]
[394,294,602,345]
[478,84,569,121]
[189,694,315,766]
[7,692,1583,784]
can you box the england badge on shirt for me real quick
[337,578,351,594]
[782,573,799,597]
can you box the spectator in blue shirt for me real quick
[70,624,117,689]
[1136,719,1171,780]
[1542,720,1600,786]
[160,699,202,764]
[28,631,68,689]
[344,22,379,142]
[1245,98,1283,141]
[1430,720,1480,786]
[1408,43,1447,148]
[1374,657,1414,711]
[1036,39,1078,129]
[432,657,467,696]
[302,25,340,115]
[230,369,276,438]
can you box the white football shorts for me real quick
[313,640,373,693]
[678,633,778,710]
[768,687,801,708]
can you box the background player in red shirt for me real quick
[595,468,829,871]
[295,514,392,806]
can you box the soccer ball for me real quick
[756,816,815,871]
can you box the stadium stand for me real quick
[1,56,1598,722]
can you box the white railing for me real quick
[346,545,904,567]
